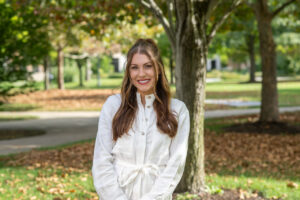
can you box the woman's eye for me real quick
[131,66,138,70]
[145,64,152,68]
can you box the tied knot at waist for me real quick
[115,161,160,187]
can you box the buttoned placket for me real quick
[135,93,154,165]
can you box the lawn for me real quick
[1,74,299,112]
[0,112,299,199]
[0,115,38,121]
[205,80,300,107]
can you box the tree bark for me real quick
[43,56,50,90]
[175,15,207,193]
[57,47,64,90]
[169,53,174,84]
[246,34,256,83]
[254,0,279,122]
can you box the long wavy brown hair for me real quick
[112,38,178,141]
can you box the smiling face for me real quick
[129,53,156,96]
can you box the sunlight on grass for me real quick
[1,165,298,200]
[0,166,97,199]
[206,173,300,200]
[64,77,123,89]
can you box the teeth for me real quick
[138,80,150,83]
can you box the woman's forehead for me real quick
[130,53,152,65]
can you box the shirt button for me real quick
[145,118,148,122]
[147,105,151,109]
[147,96,151,99]
[141,132,145,135]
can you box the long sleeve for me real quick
[92,96,128,200]
[141,104,190,200]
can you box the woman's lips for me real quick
[138,79,150,85]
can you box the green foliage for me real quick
[108,72,124,79]
[175,192,199,200]
[207,185,224,195]
[0,1,51,82]
[90,57,100,75]
[51,66,76,83]
[64,67,76,83]
[0,80,39,103]
[274,11,300,75]
[90,55,114,78]
[100,55,114,75]
[156,32,172,60]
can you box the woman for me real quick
[92,38,190,200]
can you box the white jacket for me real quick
[92,92,190,200]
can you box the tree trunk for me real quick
[169,53,174,84]
[43,56,50,90]
[86,57,91,81]
[97,57,101,87]
[175,26,207,193]
[246,34,256,83]
[76,60,84,87]
[57,47,64,90]
[254,2,279,122]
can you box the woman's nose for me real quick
[138,68,146,76]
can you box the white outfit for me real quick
[92,92,190,200]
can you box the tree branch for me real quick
[139,0,175,48]
[206,0,220,20]
[207,0,242,45]
[174,0,188,46]
[272,0,296,18]
[65,53,89,59]
[140,0,151,9]
[167,0,176,35]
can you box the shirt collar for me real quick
[136,92,155,106]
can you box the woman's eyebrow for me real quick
[130,61,152,66]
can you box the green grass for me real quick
[64,77,123,89]
[0,103,40,112]
[1,164,298,199]
[205,81,300,107]
[205,172,300,200]
[0,166,96,199]
[205,117,251,134]
[0,115,38,121]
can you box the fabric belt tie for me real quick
[116,161,160,187]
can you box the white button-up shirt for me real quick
[92,92,190,200]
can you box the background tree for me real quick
[0,1,51,100]
[273,4,300,76]
[230,4,258,82]
[139,0,242,193]
[36,0,151,89]
[246,0,297,122]
[0,1,50,82]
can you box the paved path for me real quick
[1,106,300,156]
